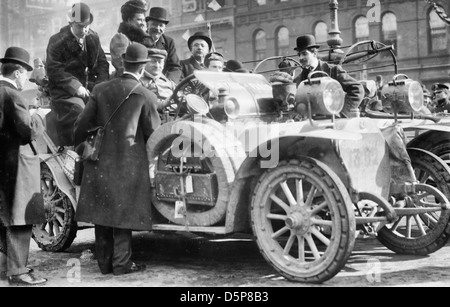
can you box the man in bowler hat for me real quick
[0,46,47,286]
[271,35,364,118]
[180,31,213,80]
[146,7,182,83]
[46,2,110,146]
[73,43,161,276]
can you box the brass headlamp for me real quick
[381,74,424,114]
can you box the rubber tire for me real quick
[377,148,450,255]
[251,159,356,283]
[32,164,77,252]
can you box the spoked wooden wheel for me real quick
[32,163,77,252]
[250,159,356,283]
[377,148,450,255]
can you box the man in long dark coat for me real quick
[0,47,47,286]
[145,7,182,83]
[73,43,161,276]
[46,2,110,146]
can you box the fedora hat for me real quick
[188,32,213,52]
[122,43,151,64]
[294,35,320,52]
[67,2,93,26]
[147,48,167,59]
[0,47,33,71]
[223,59,249,73]
[145,7,169,24]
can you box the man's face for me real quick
[147,20,166,40]
[207,60,223,72]
[145,57,165,77]
[434,89,449,106]
[15,67,28,91]
[297,49,316,68]
[70,22,90,39]
[128,13,147,32]
[191,39,209,58]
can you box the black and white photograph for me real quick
[1,0,450,292]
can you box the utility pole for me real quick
[0,0,10,52]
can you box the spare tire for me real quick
[147,119,246,226]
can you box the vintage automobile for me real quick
[29,42,450,283]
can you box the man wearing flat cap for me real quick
[180,31,213,80]
[46,2,110,146]
[205,52,224,72]
[110,0,150,77]
[430,83,450,113]
[141,48,177,112]
[145,7,182,83]
[0,46,47,286]
[74,43,160,276]
[271,34,364,118]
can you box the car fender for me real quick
[40,154,78,210]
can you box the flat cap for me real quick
[147,48,167,59]
[432,83,450,91]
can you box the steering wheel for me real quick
[253,56,301,74]
[172,74,210,118]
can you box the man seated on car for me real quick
[141,48,176,112]
[269,35,364,118]
[429,83,450,113]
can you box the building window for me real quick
[381,12,398,56]
[354,16,369,43]
[276,27,290,56]
[429,6,448,53]
[314,21,328,45]
[254,30,267,61]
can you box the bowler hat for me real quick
[67,2,93,26]
[147,48,167,59]
[122,43,151,64]
[188,32,213,52]
[145,7,169,24]
[0,47,33,71]
[294,35,320,52]
[223,59,249,73]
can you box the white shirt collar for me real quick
[0,76,18,89]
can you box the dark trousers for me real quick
[0,225,32,277]
[94,225,132,274]
[50,97,85,147]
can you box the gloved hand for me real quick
[269,72,294,84]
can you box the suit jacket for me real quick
[294,60,364,115]
[153,34,182,84]
[0,80,45,226]
[73,74,161,230]
[180,56,205,81]
[46,25,110,98]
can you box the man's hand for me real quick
[76,86,90,99]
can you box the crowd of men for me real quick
[1,0,450,286]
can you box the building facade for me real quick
[0,0,449,88]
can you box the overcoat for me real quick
[46,25,110,146]
[73,74,161,230]
[0,80,45,226]
[294,60,364,115]
[153,34,182,84]
[180,56,205,81]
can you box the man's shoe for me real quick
[8,273,47,286]
[113,262,146,276]
[1,267,33,281]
